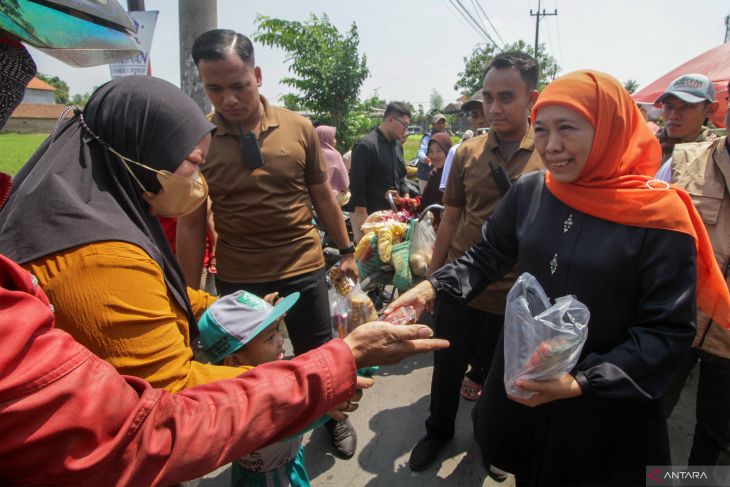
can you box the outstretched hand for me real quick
[382,280,436,318]
[343,321,449,369]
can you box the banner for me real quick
[109,10,158,79]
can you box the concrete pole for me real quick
[179,0,217,114]
[127,0,145,11]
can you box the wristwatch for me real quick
[339,243,355,255]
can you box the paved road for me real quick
[185,337,698,487]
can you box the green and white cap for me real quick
[198,290,299,364]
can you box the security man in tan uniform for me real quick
[177,29,359,459]
[408,52,544,475]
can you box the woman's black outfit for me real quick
[430,171,696,486]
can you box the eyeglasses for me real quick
[392,117,409,129]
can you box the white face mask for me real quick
[109,147,209,218]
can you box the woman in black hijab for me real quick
[0,75,247,390]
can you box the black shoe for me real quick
[487,464,509,483]
[324,418,357,459]
[408,435,449,472]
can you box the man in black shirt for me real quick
[350,102,411,241]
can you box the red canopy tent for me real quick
[632,43,730,128]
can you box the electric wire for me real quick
[452,0,503,51]
[442,0,490,44]
[472,0,506,47]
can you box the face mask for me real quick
[0,41,37,129]
[109,147,209,218]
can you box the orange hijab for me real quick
[532,70,730,329]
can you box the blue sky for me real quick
[29,0,730,108]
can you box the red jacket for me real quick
[0,254,356,486]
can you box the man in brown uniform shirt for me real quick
[409,52,543,474]
[177,30,358,458]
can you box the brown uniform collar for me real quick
[484,124,536,159]
[210,95,279,136]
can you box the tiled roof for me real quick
[27,77,56,91]
[11,103,70,119]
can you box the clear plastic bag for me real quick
[409,217,436,277]
[329,288,350,339]
[347,282,378,331]
[328,268,378,336]
[504,272,590,399]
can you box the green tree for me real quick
[254,14,369,152]
[346,94,384,145]
[430,89,444,112]
[70,92,92,107]
[36,73,69,105]
[414,104,427,127]
[454,40,561,96]
[279,93,304,112]
[624,79,639,94]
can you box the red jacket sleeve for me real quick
[0,254,356,486]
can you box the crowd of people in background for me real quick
[1,6,730,487]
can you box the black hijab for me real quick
[0,75,214,335]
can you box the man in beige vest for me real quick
[659,81,730,466]
[654,74,719,164]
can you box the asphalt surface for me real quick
[184,339,699,487]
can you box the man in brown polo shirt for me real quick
[177,29,359,458]
[409,52,543,474]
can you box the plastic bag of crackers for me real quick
[328,266,378,337]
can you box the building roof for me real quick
[27,77,56,91]
[11,103,70,119]
[442,102,463,114]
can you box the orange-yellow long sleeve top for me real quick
[26,240,243,392]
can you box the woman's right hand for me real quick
[382,280,436,318]
[343,321,449,369]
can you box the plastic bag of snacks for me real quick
[347,283,378,330]
[503,273,590,399]
[328,265,378,335]
[409,216,436,277]
[328,265,354,296]
[329,288,350,339]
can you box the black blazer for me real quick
[431,171,696,486]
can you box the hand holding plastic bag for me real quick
[504,273,590,399]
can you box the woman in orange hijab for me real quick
[387,70,730,486]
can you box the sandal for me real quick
[460,377,482,401]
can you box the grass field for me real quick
[0,133,46,176]
[0,133,461,177]
[403,135,420,161]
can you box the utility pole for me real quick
[179,0,217,113]
[725,14,729,43]
[529,0,557,56]
[127,0,145,11]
